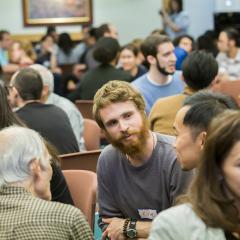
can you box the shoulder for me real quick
[132,74,148,87]
[31,197,85,225]
[150,204,225,240]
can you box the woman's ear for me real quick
[29,159,41,180]
[198,131,207,150]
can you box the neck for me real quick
[20,99,41,108]
[228,47,238,59]
[127,131,155,167]
[130,66,138,77]
[148,66,169,84]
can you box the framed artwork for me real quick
[22,0,93,26]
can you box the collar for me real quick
[183,86,196,96]
[0,185,31,196]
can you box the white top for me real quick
[216,49,240,80]
[149,204,226,240]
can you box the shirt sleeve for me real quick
[169,159,193,205]
[71,209,93,240]
[97,151,123,230]
[149,208,184,240]
[175,11,190,30]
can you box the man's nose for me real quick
[119,120,129,132]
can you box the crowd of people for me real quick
[0,0,240,239]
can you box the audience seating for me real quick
[60,150,101,172]
[84,118,101,150]
[59,64,74,78]
[75,100,94,119]
[213,80,240,106]
[63,170,97,229]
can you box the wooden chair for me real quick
[63,170,97,229]
[75,100,94,119]
[84,118,101,151]
[59,150,101,173]
[215,80,240,106]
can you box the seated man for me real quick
[132,34,184,114]
[0,126,92,239]
[9,68,79,154]
[216,27,240,81]
[149,50,218,135]
[29,64,85,151]
[93,81,192,239]
[173,90,238,171]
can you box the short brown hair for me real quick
[141,34,171,58]
[180,110,240,232]
[93,80,146,129]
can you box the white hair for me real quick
[0,126,49,187]
[29,64,54,93]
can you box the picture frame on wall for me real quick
[22,0,93,26]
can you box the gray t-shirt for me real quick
[97,133,193,228]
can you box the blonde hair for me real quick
[93,80,146,129]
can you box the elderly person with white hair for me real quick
[0,126,93,239]
[29,64,85,151]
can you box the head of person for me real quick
[173,34,195,53]
[0,81,23,128]
[0,30,12,50]
[93,37,120,65]
[58,32,73,55]
[96,23,118,40]
[184,110,240,233]
[9,68,43,107]
[173,91,239,171]
[0,126,52,200]
[119,44,139,72]
[29,64,54,101]
[93,80,149,155]
[46,25,58,43]
[217,27,240,53]
[141,34,176,75]
[41,35,55,53]
[181,50,219,91]
[169,0,182,14]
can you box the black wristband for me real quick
[123,218,130,237]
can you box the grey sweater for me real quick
[97,133,193,229]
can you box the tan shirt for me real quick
[0,186,93,239]
[149,87,195,135]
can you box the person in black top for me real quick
[9,68,79,155]
[1,81,73,205]
[68,37,131,101]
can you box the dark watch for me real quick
[126,220,137,239]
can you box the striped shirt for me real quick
[0,186,93,239]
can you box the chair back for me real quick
[75,100,94,119]
[213,80,240,106]
[63,170,97,229]
[84,118,101,150]
[60,150,101,172]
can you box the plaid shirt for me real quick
[0,186,93,239]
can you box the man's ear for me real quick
[41,85,49,103]
[146,55,156,65]
[29,159,41,181]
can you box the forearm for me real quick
[136,221,151,239]
[164,17,181,32]
[2,64,19,73]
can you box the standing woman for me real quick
[160,0,189,39]
[149,110,240,240]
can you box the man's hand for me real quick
[102,217,125,240]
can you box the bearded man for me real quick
[93,81,192,240]
[132,34,184,115]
